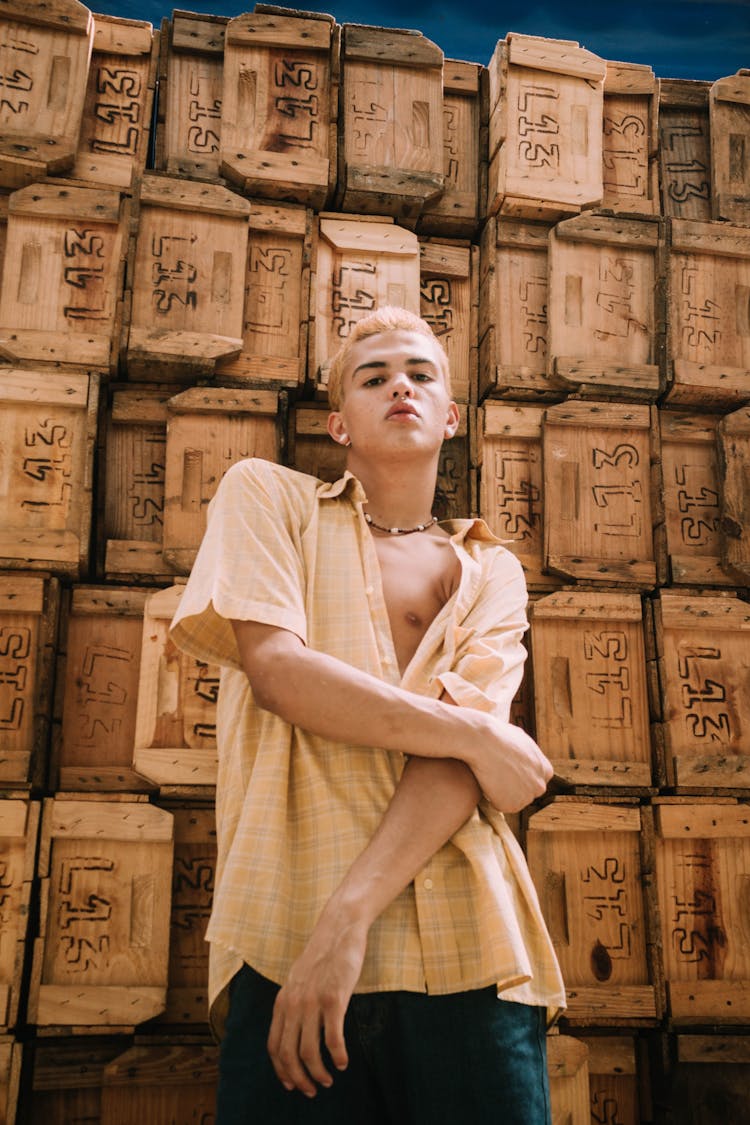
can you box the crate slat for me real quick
[710,72,750,224]
[602,61,659,216]
[658,79,713,221]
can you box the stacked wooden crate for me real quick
[0,0,746,1119]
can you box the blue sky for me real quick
[96,0,743,81]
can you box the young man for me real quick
[170,307,565,1123]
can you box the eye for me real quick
[363,375,384,387]
[412,371,434,382]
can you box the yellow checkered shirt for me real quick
[170,458,566,1036]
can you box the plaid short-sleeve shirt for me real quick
[170,458,566,1036]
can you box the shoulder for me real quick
[221,458,320,494]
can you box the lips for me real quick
[386,402,419,420]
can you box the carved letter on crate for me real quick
[493,448,540,540]
[188,66,222,155]
[92,67,142,156]
[677,645,732,745]
[669,843,726,976]
[0,626,31,736]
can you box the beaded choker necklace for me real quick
[364,512,437,535]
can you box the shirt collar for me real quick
[317,471,513,546]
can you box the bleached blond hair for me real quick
[326,307,451,410]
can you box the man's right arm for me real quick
[232,618,551,813]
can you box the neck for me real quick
[346,450,438,529]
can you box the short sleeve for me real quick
[169,459,310,669]
[433,548,529,722]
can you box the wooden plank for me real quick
[126,175,251,379]
[0,185,127,371]
[547,1035,590,1123]
[162,389,281,573]
[336,26,444,221]
[133,586,220,791]
[311,215,420,389]
[602,61,659,216]
[542,402,659,587]
[478,403,559,590]
[526,799,660,1024]
[29,1040,124,1122]
[718,406,750,581]
[658,79,712,221]
[547,215,662,401]
[710,73,750,224]
[418,59,483,237]
[654,592,750,791]
[0,575,59,789]
[215,202,312,390]
[0,803,39,1032]
[486,34,604,221]
[29,797,173,1030]
[157,11,227,181]
[580,1034,642,1125]
[655,802,750,1023]
[220,12,336,208]
[0,3,94,187]
[672,1032,750,1123]
[100,1044,218,1122]
[478,216,557,402]
[0,369,98,578]
[51,586,152,793]
[71,15,158,189]
[665,219,750,407]
[659,410,733,586]
[419,237,473,403]
[530,591,652,788]
[102,386,175,584]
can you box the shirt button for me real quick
[423,878,433,890]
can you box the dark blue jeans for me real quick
[217,963,551,1124]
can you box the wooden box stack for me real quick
[0,0,744,1119]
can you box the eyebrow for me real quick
[351,357,438,377]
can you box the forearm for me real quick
[232,618,487,765]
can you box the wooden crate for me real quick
[659,411,733,587]
[52,586,152,794]
[335,24,444,222]
[29,1039,130,1124]
[658,79,712,221]
[717,405,750,582]
[0,801,39,1031]
[477,403,559,591]
[0,0,94,188]
[652,592,750,792]
[478,217,556,402]
[29,796,173,1030]
[578,1034,648,1125]
[418,59,484,238]
[542,401,662,588]
[547,213,663,400]
[100,1042,218,1122]
[71,14,158,190]
[671,1035,750,1123]
[0,184,127,370]
[654,799,750,1024]
[0,573,59,791]
[547,1034,589,1125]
[419,238,476,404]
[529,590,653,789]
[158,805,215,1025]
[486,33,605,221]
[0,367,98,578]
[102,385,175,584]
[664,219,750,408]
[154,10,227,182]
[125,175,251,380]
[289,400,471,520]
[0,1036,20,1125]
[310,214,420,390]
[602,61,659,217]
[710,71,750,224]
[526,799,662,1025]
[163,386,282,574]
[133,585,219,793]
[220,8,337,209]
[214,200,312,390]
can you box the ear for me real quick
[327,411,350,446]
[443,401,460,441]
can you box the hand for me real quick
[267,907,368,1098]
[467,715,553,812]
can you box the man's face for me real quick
[327,330,459,458]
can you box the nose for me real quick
[391,376,413,398]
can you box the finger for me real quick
[299,1007,333,1089]
[267,1003,296,1093]
[322,998,349,1073]
[268,1000,317,1097]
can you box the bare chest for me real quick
[371,532,461,676]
